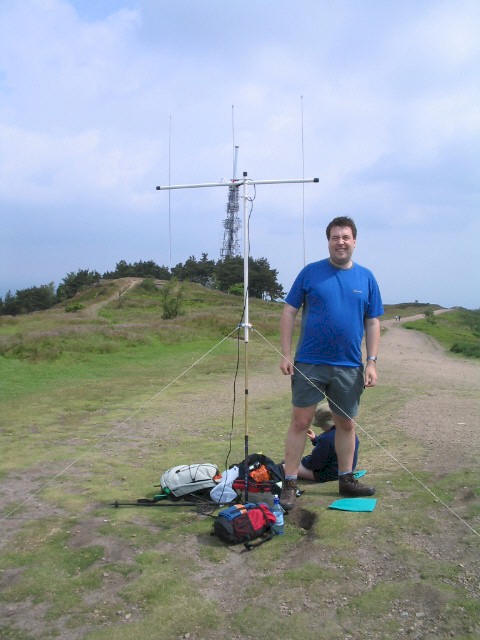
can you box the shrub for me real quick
[65,302,85,312]
[450,342,480,358]
[140,278,158,292]
[228,283,244,296]
[160,278,184,319]
[424,309,436,324]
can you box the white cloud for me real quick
[0,0,479,308]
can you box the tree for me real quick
[215,256,284,300]
[133,260,170,279]
[103,259,170,280]
[215,256,244,292]
[56,269,101,300]
[1,290,19,315]
[105,260,131,278]
[249,257,285,300]
[171,254,215,286]
[16,283,56,313]
[0,284,56,316]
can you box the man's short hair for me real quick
[326,216,357,240]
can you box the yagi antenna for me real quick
[156,172,319,500]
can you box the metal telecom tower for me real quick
[220,145,241,259]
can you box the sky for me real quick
[1,0,479,309]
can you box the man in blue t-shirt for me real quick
[279,216,383,510]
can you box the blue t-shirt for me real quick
[285,259,383,367]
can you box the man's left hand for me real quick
[364,362,378,387]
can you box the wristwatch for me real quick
[366,356,377,362]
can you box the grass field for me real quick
[1,281,479,639]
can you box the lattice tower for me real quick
[220,182,241,258]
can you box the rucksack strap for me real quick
[243,531,274,551]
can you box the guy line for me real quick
[2,324,479,542]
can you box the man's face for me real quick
[328,225,356,267]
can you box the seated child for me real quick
[297,404,359,482]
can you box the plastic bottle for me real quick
[272,495,284,535]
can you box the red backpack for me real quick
[213,502,276,550]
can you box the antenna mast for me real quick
[156,174,319,500]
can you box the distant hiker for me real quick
[296,405,359,482]
[279,216,383,510]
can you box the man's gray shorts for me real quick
[291,362,364,418]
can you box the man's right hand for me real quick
[279,356,294,376]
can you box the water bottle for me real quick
[272,495,284,535]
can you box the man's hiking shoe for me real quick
[280,478,297,511]
[339,473,375,497]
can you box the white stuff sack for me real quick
[160,463,218,497]
[210,466,239,503]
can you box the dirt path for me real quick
[379,310,480,471]
[82,277,141,317]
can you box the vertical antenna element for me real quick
[300,96,306,266]
[168,115,173,269]
[155,173,319,504]
[232,104,235,178]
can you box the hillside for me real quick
[0,278,282,364]
[1,282,478,363]
[1,281,479,639]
